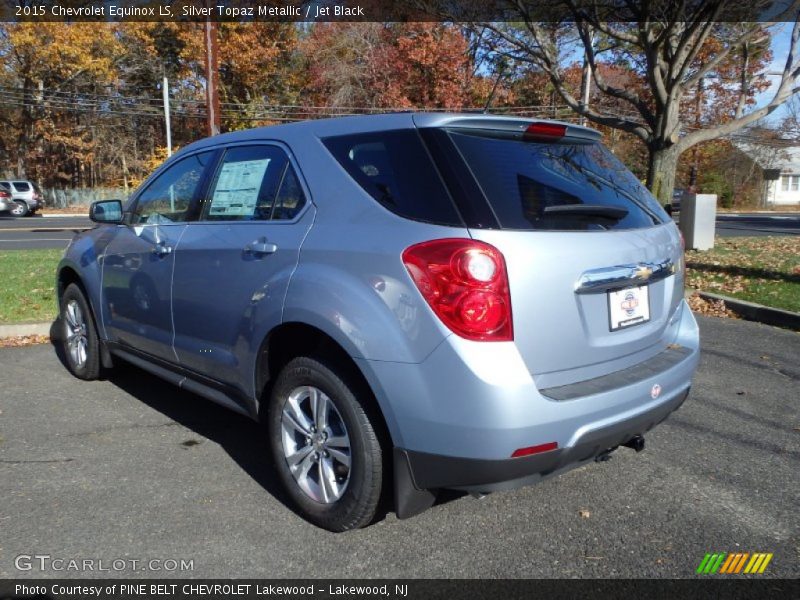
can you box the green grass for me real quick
[0,249,62,324]
[686,237,800,313]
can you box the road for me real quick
[0,216,89,250]
[0,213,797,249]
[0,315,797,579]
[711,213,800,237]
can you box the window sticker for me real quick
[209,158,271,217]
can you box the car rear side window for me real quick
[12,181,30,192]
[273,165,307,220]
[322,130,462,226]
[447,130,666,231]
[203,145,291,221]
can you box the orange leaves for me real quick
[301,23,473,110]
[2,22,121,85]
[0,335,49,348]
[383,24,471,110]
[686,293,738,319]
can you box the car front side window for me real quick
[131,151,213,225]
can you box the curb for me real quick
[0,322,53,338]
[41,213,88,218]
[696,291,800,331]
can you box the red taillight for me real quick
[402,238,513,341]
[0,191,8,198]
[511,442,558,458]
[524,122,566,141]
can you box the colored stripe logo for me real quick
[696,552,773,574]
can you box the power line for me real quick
[0,85,794,147]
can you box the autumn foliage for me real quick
[0,18,793,207]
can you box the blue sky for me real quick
[757,24,795,124]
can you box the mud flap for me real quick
[393,448,437,519]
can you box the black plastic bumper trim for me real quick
[400,387,690,493]
[540,345,693,401]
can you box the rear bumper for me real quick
[366,299,699,519]
[358,299,699,461]
[399,386,689,494]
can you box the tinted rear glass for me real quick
[322,130,462,226]
[448,130,667,231]
[12,181,30,191]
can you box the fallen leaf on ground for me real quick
[686,292,738,319]
[579,509,591,518]
[0,335,50,348]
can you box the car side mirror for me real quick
[90,200,123,224]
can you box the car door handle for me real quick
[152,243,173,257]
[244,238,278,256]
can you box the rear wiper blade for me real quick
[543,204,628,220]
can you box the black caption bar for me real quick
[0,0,797,23]
[1,579,799,600]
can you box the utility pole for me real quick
[204,19,221,136]
[579,29,594,126]
[162,75,172,157]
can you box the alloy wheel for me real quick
[64,299,88,369]
[280,385,352,504]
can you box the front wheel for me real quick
[268,356,383,531]
[60,283,101,380]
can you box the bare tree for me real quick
[478,0,800,204]
[780,92,800,139]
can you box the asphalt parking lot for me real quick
[0,315,797,579]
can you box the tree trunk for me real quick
[646,145,681,206]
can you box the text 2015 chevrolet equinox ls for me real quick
[56,113,699,531]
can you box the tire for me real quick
[268,356,383,531]
[60,283,101,380]
[9,201,28,217]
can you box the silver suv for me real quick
[0,180,43,216]
[56,113,699,531]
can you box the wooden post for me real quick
[204,19,220,136]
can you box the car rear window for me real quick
[446,130,667,231]
[12,181,30,192]
[322,130,462,226]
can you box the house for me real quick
[769,146,800,206]
[735,143,800,207]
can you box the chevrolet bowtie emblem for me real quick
[634,265,654,280]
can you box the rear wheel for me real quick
[9,201,28,217]
[268,356,383,531]
[60,283,101,380]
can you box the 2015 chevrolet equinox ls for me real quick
[56,113,699,531]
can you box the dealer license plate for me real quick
[608,285,650,331]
